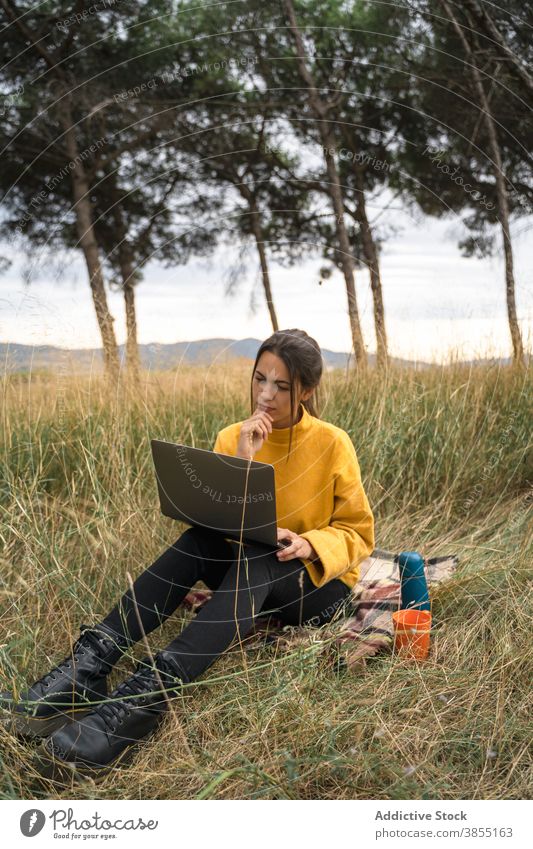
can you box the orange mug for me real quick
[392,609,432,660]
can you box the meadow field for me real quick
[0,359,531,800]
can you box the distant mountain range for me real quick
[0,339,517,373]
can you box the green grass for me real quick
[0,360,531,799]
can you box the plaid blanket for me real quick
[182,550,458,671]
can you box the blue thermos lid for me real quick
[397,551,431,611]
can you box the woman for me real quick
[1,329,374,777]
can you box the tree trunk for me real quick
[60,103,120,382]
[249,200,279,332]
[282,0,367,369]
[110,198,142,385]
[121,259,142,386]
[353,164,389,371]
[440,0,525,367]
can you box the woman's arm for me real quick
[299,432,375,588]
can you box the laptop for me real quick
[150,439,291,550]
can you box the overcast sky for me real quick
[1,208,531,364]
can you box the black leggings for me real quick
[100,526,351,684]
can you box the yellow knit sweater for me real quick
[213,404,375,590]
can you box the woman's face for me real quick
[252,351,312,429]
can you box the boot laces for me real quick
[97,661,178,732]
[35,628,114,693]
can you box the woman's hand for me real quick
[276,527,318,562]
[236,406,274,460]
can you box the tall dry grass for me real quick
[0,358,531,799]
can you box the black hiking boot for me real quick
[37,651,185,779]
[0,624,125,740]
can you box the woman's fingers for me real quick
[258,419,272,436]
[248,417,266,440]
[277,542,298,559]
[239,408,274,458]
[276,529,301,559]
[253,407,273,428]
[251,411,272,440]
